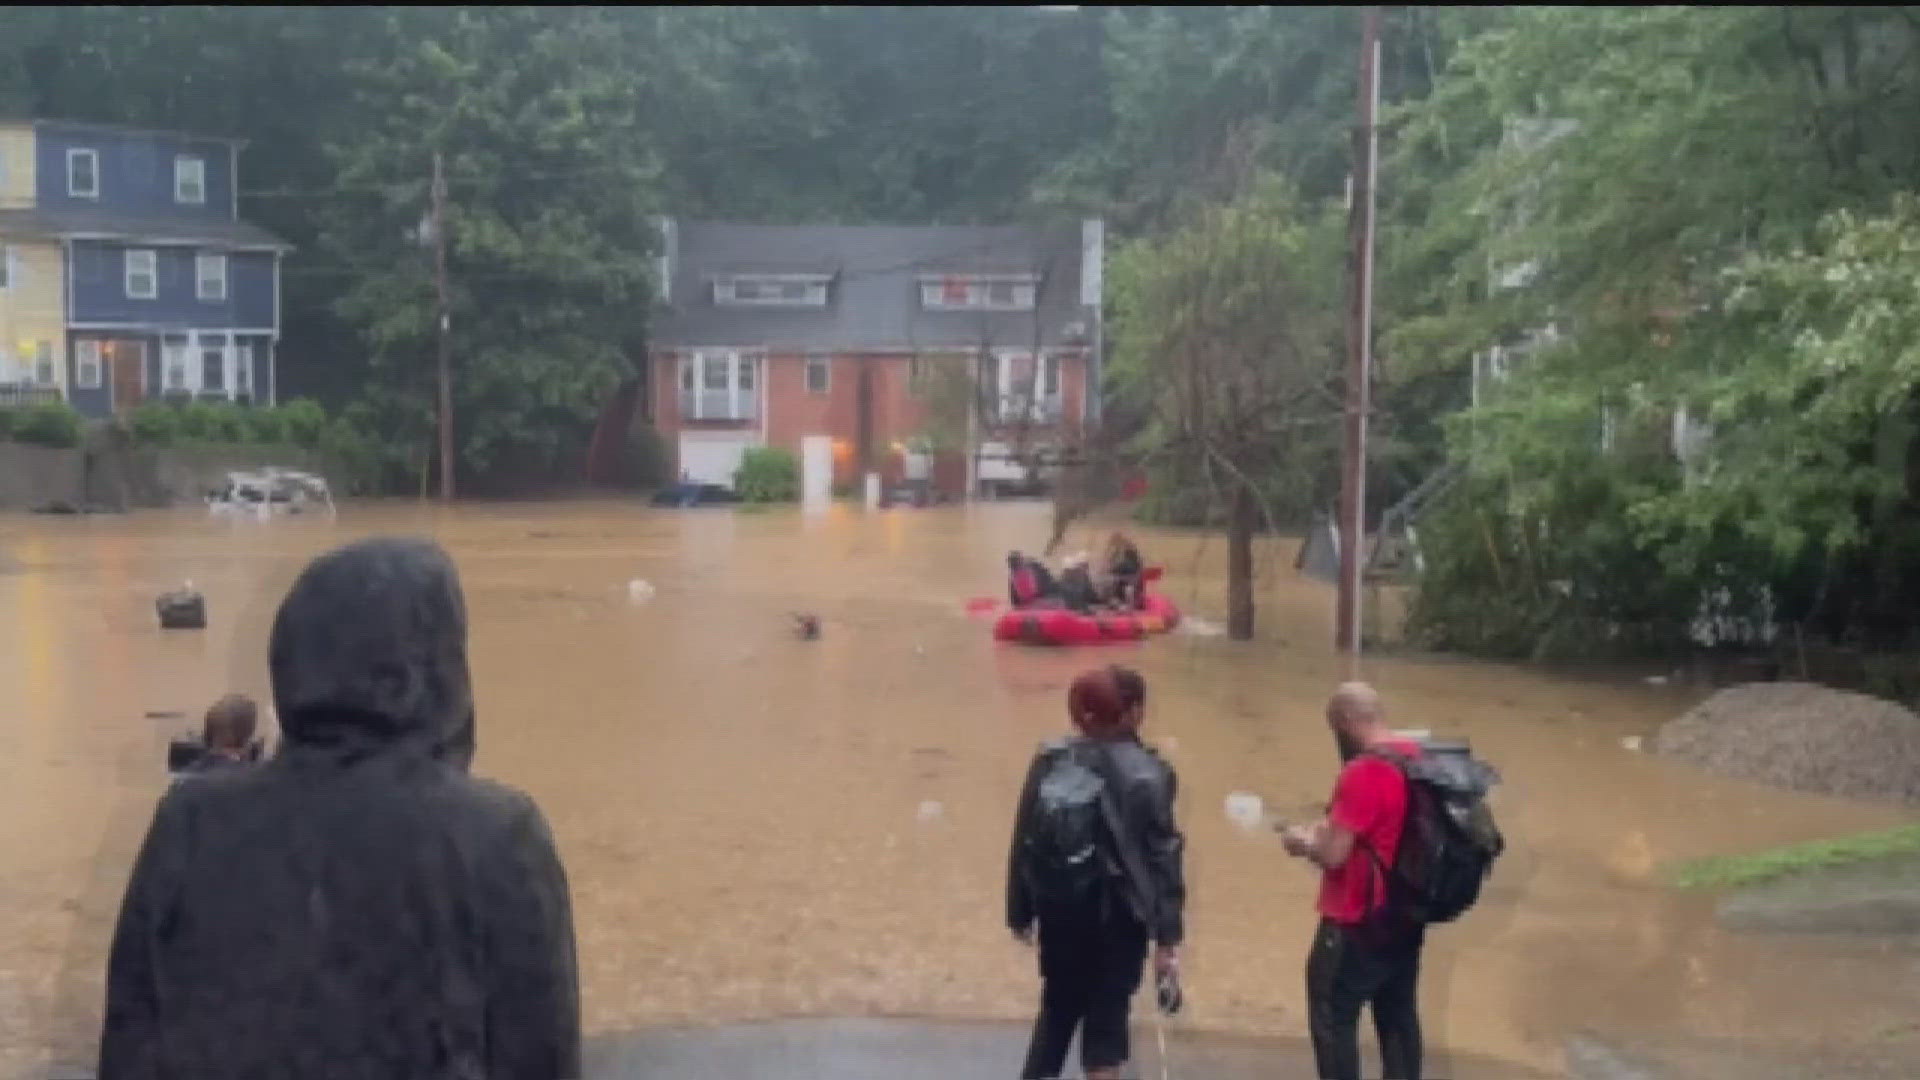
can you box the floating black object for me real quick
[157,590,206,630]
[792,613,821,640]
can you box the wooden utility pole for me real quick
[431,150,454,501]
[1336,5,1381,656]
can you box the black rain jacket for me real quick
[99,537,581,1080]
[1006,734,1186,947]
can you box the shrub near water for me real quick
[12,402,83,447]
[734,446,799,502]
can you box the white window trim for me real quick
[804,354,830,395]
[982,350,1063,423]
[0,244,11,291]
[678,350,759,420]
[75,340,104,390]
[161,336,193,394]
[194,331,234,397]
[68,148,99,199]
[174,155,207,205]
[33,341,56,386]
[125,249,158,300]
[196,252,228,301]
[919,274,1039,312]
[712,274,830,308]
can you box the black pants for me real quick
[1021,907,1148,1079]
[1305,917,1425,1080]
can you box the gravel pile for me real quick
[1654,681,1920,806]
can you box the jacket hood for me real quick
[269,537,475,769]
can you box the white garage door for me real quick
[678,431,760,488]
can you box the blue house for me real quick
[0,119,289,418]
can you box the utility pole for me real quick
[431,149,454,502]
[1336,5,1381,656]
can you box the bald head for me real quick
[1328,682,1383,726]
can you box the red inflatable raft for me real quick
[992,591,1182,646]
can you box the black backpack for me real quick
[1022,741,1158,922]
[1364,744,1504,927]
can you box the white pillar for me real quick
[864,471,881,510]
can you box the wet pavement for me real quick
[3,500,1918,1077]
[581,1018,1555,1079]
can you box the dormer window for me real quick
[918,274,1037,311]
[713,274,830,307]
[175,155,207,204]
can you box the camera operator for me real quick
[175,694,262,779]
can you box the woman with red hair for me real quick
[1007,666,1186,1080]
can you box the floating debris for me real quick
[916,799,944,824]
[1621,735,1644,753]
[1224,791,1267,833]
[792,613,821,639]
[627,579,656,603]
[156,588,206,630]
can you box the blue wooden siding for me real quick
[35,124,235,220]
[70,241,275,328]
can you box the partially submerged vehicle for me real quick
[207,468,337,518]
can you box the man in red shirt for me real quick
[1281,682,1425,1080]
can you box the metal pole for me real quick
[1336,6,1381,656]
[432,150,455,502]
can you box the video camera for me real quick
[167,735,265,774]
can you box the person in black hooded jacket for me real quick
[99,536,581,1080]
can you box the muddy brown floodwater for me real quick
[3,500,1917,1076]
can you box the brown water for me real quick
[2,500,1916,1075]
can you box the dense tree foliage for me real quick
[12,5,1920,656]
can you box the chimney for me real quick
[1079,218,1104,309]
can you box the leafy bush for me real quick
[12,401,83,448]
[734,446,799,502]
[244,406,289,445]
[176,401,247,442]
[0,406,16,441]
[128,402,180,445]
[277,398,328,448]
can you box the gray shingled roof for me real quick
[0,207,290,251]
[652,221,1092,352]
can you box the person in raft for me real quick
[1058,552,1101,614]
[1101,532,1145,611]
[1008,665,1185,1080]
[1007,550,1061,608]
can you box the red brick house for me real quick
[647,218,1103,499]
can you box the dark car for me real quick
[649,482,743,508]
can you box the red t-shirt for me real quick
[1316,739,1420,924]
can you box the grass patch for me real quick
[1669,822,1920,890]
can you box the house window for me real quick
[68,148,99,198]
[679,352,759,421]
[1040,353,1060,398]
[125,250,158,299]
[199,333,228,393]
[175,156,206,204]
[919,276,1037,311]
[196,253,228,301]
[235,342,254,398]
[0,244,11,290]
[76,340,103,389]
[713,275,829,307]
[162,335,190,392]
[804,354,830,395]
[31,341,54,385]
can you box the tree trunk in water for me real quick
[1228,484,1255,640]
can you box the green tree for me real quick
[320,7,660,491]
[1109,177,1345,638]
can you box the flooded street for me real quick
[3,499,1917,1076]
